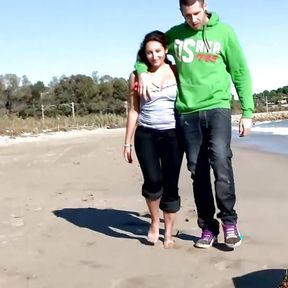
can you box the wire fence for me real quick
[0,102,127,136]
[41,102,76,126]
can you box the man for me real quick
[135,0,254,249]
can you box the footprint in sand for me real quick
[0,234,8,245]
[10,214,24,227]
[211,256,243,271]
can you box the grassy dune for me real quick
[0,114,126,136]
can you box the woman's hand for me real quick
[123,145,133,163]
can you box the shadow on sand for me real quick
[53,207,156,245]
[233,269,287,288]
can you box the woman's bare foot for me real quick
[163,237,175,249]
[147,223,159,245]
[163,211,176,248]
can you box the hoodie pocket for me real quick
[179,84,213,109]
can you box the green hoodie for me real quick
[135,13,254,118]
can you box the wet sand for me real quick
[0,129,287,287]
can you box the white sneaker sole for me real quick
[195,237,218,249]
[225,239,242,248]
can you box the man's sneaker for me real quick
[223,224,242,248]
[195,229,218,249]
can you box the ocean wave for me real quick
[232,119,288,136]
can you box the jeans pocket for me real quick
[217,108,231,120]
[179,112,199,126]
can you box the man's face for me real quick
[180,1,208,30]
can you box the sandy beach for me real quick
[0,128,287,288]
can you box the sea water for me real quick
[232,120,288,156]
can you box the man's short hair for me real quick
[179,0,204,6]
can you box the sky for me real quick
[1,0,287,93]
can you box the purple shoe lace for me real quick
[223,224,239,239]
[201,229,214,241]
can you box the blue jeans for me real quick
[134,126,184,213]
[177,108,237,234]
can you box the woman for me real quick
[123,31,183,248]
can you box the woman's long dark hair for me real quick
[137,30,171,69]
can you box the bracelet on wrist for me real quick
[124,144,133,148]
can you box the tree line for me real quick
[252,86,288,112]
[1,73,287,118]
[0,72,128,118]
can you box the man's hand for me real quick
[239,117,252,137]
[138,73,151,101]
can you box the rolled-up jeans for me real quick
[134,126,183,213]
[177,108,237,234]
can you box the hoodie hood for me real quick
[206,12,219,28]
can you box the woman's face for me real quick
[145,40,167,69]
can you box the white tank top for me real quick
[138,79,177,130]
